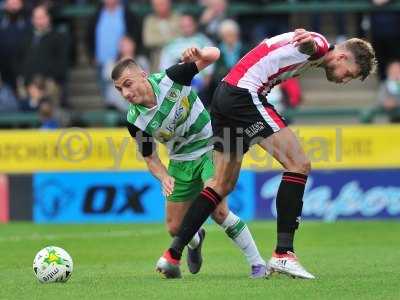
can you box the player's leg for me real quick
[200,154,268,278]
[229,89,314,279]
[165,200,206,275]
[157,151,243,277]
[258,127,314,279]
[211,200,268,278]
[156,160,206,278]
[165,81,251,263]
[165,201,202,251]
[170,150,243,254]
[156,81,254,277]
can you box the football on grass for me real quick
[33,246,73,283]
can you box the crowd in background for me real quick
[0,0,400,128]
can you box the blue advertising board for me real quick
[255,170,400,221]
[33,169,400,223]
[33,171,255,223]
[33,172,163,223]
[226,171,255,221]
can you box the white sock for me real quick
[220,211,266,267]
[187,231,201,249]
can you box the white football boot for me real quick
[156,250,181,279]
[268,251,315,279]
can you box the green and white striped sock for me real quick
[221,211,266,267]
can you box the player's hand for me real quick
[292,28,316,55]
[161,175,175,197]
[292,28,314,47]
[181,47,202,63]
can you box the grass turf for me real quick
[0,221,399,300]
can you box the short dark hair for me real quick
[343,38,377,81]
[27,75,46,91]
[111,58,138,81]
[181,11,198,22]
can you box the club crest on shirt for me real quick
[166,88,181,102]
[153,73,164,80]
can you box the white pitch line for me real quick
[0,226,222,243]
[0,229,160,243]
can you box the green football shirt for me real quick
[127,63,212,161]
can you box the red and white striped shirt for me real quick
[223,32,330,96]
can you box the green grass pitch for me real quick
[1,221,399,300]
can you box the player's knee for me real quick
[299,158,312,174]
[207,180,234,198]
[221,180,236,196]
[289,156,311,175]
[211,206,229,224]
[166,220,180,237]
[167,225,180,237]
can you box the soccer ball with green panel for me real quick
[33,246,73,283]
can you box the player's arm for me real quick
[143,152,175,197]
[127,123,174,196]
[181,46,220,72]
[292,28,329,59]
[165,46,220,86]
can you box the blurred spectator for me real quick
[143,0,181,72]
[24,1,64,17]
[21,5,68,106]
[35,0,79,67]
[19,74,61,127]
[87,0,143,96]
[23,1,73,30]
[159,14,213,69]
[39,100,59,129]
[377,61,400,123]
[20,1,84,67]
[369,0,400,80]
[199,0,227,41]
[0,0,31,91]
[211,19,246,85]
[112,36,149,73]
[159,13,214,102]
[18,75,49,111]
[103,36,150,112]
[0,73,19,112]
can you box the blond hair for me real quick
[342,38,377,81]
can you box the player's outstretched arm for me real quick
[143,152,175,197]
[181,46,220,71]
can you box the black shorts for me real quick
[211,81,287,154]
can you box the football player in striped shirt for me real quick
[112,46,267,278]
[158,29,377,279]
